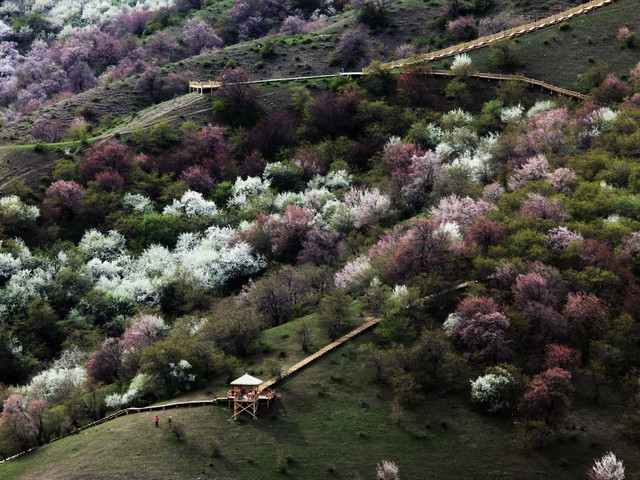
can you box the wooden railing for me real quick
[188,73,364,92]
[259,317,380,392]
[0,399,225,464]
[381,0,615,69]
[428,70,587,100]
[190,69,586,100]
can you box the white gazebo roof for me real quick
[230,372,264,386]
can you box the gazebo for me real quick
[228,373,272,419]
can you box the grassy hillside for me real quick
[431,0,640,90]
[0,145,69,193]
[2,330,639,480]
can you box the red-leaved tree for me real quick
[43,180,86,220]
[385,218,450,282]
[465,216,506,253]
[563,292,608,362]
[80,141,135,181]
[544,344,581,374]
[86,337,125,384]
[181,165,215,194]
[450,296,511,363]
[94,168,125,191]
[519,367,574,424]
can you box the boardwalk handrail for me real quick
[427,70,587,100]
[258,281,472,392]
[191,70,586,100]
[0,399,224,464]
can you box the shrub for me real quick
[169,419,186,441]
[358,0,393,28]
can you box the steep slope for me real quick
[0,145,66,193]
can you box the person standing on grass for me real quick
[154,415,159,428]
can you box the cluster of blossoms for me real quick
[516,107,569,156]
[507,154,578,192]
[526,100,556,118]
[500,104,524,124]
[0,222,265,324]
[0,195,40,222]
[426,109,497,182]
[450,53,474,74]
[169,359,196,383]
[19,347,87,402]
[163,190,218,218]
[334,255,372,289]
[545,227,584,253]
[429,194,497,229]
[580,106,618,140]
[3,0,173,32]
[228,176,272,208]
[0,243,61,322]
[122,193,154,214]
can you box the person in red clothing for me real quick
[154,415,159,428]
[240,386,247,395]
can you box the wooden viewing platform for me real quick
[228,392,275,420]
[189,81,221,93]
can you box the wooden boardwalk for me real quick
[258,281,471,392]
[381,0,615,69]
[258,316,381,392]
[429,70,587,100]
[191,69,586,101]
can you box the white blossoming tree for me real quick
[163,190,218,218]
[470,366,520,413]
[79,230,126,261]
[589,452,625,480]
[376,460,400,480]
